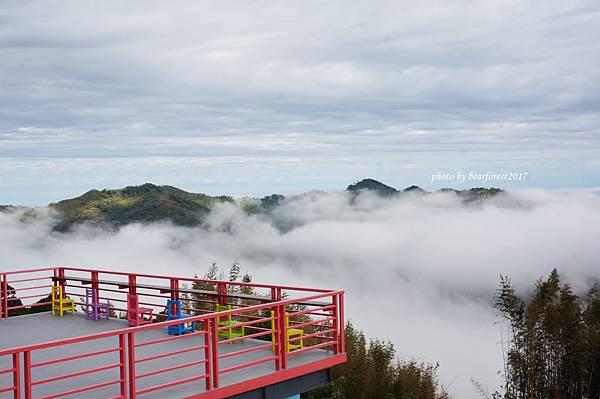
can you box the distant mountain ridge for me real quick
[346,178,503,202]
[1,179,504,231]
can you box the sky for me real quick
[1,1,600,205]
[2,188,600,397]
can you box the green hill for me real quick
[50,183,233,231]
[346,179,398,197]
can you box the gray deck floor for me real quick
[0,313,334,399]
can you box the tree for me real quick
[304,322,448,399]
[495,269,597,399]
[0,283,25,316]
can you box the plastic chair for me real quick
[271,310,303,352]
[51,285,75,317]
[85,288,110,321]
[166,299,196,335]
[215,304,244,342]
[127,294,153,326]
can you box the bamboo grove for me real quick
[495,269,600,399]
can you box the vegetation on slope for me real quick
[50,183,233,231]
[494,269,600,399]
[346,178,504,203]
[0,283,51,317]
[304,322,449,399]
[347,178,399,197]
[242,194,286,215]
[1,180,507,232]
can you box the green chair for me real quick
[215,304,245,342]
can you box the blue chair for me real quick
[166,300,196,335]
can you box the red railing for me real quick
[0,267,346,399]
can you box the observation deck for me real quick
[0,267,346,399]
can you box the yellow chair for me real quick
[215,304,245,342]
[51,285,75,317]
[271,310,303,352]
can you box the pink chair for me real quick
[127,294,153,326]
[85,288,109,321]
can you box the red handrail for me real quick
[0,266,346,399]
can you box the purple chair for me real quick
[85,288,110,320]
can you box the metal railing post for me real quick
[119,334,127,399]
[332,294,339,354]
[339,292,345,353]
[23,351,31,399]
[203,320,211,390]
[12,352,21,399]
[127,332,136,399]
[2,273,8,319]
[170,279,179,301]
[278,305,287,369]
[274,306,280,371]
[91,271,99,299]
[128,275,136,295]
[210,317,219,388]
[57,268,65,299]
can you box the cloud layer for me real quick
[2,188,600,396]
[1,1,600,203]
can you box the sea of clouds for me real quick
[1,188,600,397]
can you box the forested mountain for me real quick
[50,183,233,231]
[346,178,399,196]
[0,179,505,232]
[346,178,504,202]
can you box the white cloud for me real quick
[1,188,600,396]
